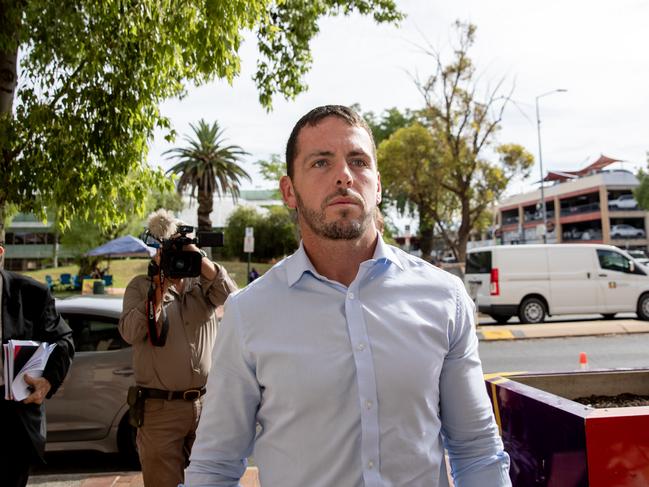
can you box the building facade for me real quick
[496,162,648,253]
[2,213,75,271]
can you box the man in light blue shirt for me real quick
[185,105,511,486]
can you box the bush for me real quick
[224,205,298,261]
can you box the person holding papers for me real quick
[0,243,75,487]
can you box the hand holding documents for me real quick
[3,340,57,401]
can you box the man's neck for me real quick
[301,228,379,287]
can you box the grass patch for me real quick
[23,258,276,296]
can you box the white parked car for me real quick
[48,296,138,464]
[609,194,639,209]
[610,224,646,239]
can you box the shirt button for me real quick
[348,292,354,299]
[368,460,374,469]
[357,343,366,351]
[365,400,373,410]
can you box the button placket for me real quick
[344,272,382,486]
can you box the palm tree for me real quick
[165,119,251,233]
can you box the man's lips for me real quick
[328,198,359,206]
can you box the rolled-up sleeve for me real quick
[201,263,238,307]
[439,280,511,486]
[118,276,150,344]
[184,298,260,487]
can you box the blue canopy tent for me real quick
[86,235,156,259]
[84,235,155,289]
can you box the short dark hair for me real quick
[285,105,376,179]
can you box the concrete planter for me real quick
[486,369,649,487]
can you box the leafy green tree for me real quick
[59,184,183,259]
[0,0,403,258]
[224,205,297,261]
[257,154,285,183]
[634,153,649,210]
[412,21,534,262]
[166,120,250,233]
[256,206,299,260]
[357,105,419,146]
[256,153,285,199]
[378,123,451,258]
[223,206,263,260]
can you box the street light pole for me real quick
[535,89,567,243]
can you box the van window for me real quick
[466,251,492,274]
[597,249,633,274]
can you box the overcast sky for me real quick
[149,0,649,198]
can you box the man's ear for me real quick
[280,175,297,209]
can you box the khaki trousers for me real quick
[137,397,203,487]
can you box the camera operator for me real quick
[118,209,237,487]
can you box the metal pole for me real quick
[535,89,567,244]
[535,96,547,244]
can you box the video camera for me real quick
[143,225,224,279]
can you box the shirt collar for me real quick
[285,237,404,288]
[371,236,405,271]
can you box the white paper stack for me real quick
[2,340,57,401]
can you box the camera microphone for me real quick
[147,209,178,241]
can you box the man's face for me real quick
[280,116,381,241]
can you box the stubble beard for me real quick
[294,188,373,240]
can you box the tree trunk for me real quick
[0,39,18,115]
[196,189,214,233]
[456,197,472,263]
[0,1,21,269]
[418,215,435,262]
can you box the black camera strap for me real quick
[146,272,169,347]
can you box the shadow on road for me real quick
[33,451,139,475]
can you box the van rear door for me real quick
[464,250,492,301]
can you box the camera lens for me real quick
[174,259,185,270]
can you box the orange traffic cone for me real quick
[579,352,588,370]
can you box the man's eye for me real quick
[313,159,328,168]
[351,159,368,167]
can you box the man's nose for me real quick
[335,161,353,187]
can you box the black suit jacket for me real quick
[1,269,75,459]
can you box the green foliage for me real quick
[166,120,251,201]
[357,105,420,146]
[255,1,403,107]
[412,21,533,261]
[224,205,297,261]
[0,0,402,252]
[634,153,649,211]
[224,206,263,259]
[256,206,299,259]
[166,119,250,231]
[372,22,535,261]
[256,153,285,199]
[378,123,450,257]
[257,153,285,182]
[59,184,183,258]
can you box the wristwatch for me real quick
[199,249,208,259]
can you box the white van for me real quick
[464,244,649,324]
